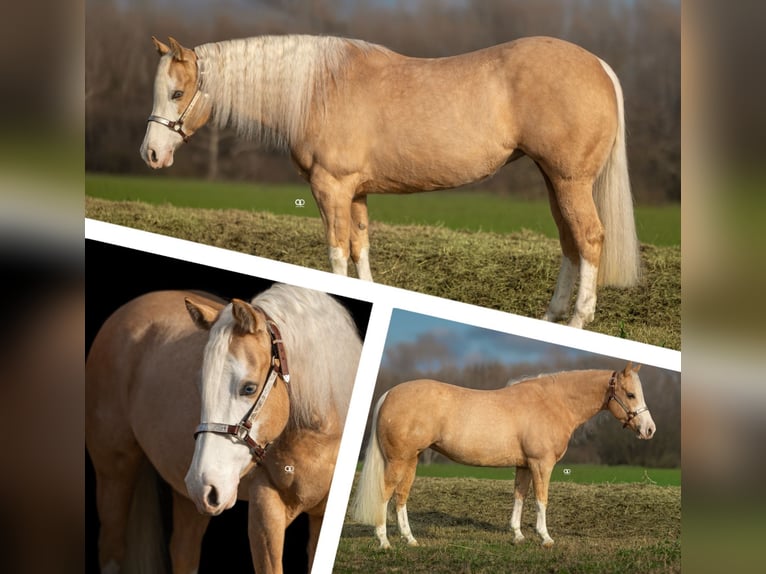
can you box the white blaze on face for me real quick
[184,314,257,515]
[628,371,657,440]
[140,55,185,169]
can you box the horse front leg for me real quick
[350,195,373,281]
[310,170,355,277]
[529,459,556,547]
[306,513,323,572]
[248,484,288,574]
[510,466,532,544]
[169,490,210,574]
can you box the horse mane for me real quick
[505,369,606,387]
[252,283,361,430]
[194,35,391,149]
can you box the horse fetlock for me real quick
[512,531,525,545]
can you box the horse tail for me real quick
[351,391,390,526]
[122,462,169,574]
[594,58,642,287]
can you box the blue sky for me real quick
[382,308,589,371]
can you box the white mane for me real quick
[194,35,389,149]
[252,283,362,429]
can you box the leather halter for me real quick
[147,85,203,143]
[193,306,290,463]
[603,371,649,428]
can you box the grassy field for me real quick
[85,194,680,348]
[336,476,681,573]
[85,174,681,246]
[413,463,680,486]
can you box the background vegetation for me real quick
[86,0,680,206]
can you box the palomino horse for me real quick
[85,284,362,573]
[351,363,655,548]
[139,35,641,328]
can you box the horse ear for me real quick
[621,362,641,376]
[152,36,170,56]
[231,299,259,335]
[185,298,219,331]
[168,37,187,62]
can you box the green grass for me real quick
[85,173,680,246]
[84,197,681,349]
[338,476,681,573]
[412,463,680,486]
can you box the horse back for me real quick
[301,36,617,191]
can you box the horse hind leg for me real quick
[544,173,604,328]
[510,467,532,544]
[391,457,420,546]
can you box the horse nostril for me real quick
[205,485,219,508]
[150,149,158,163]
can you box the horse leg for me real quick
[545,175,605,328]
[510,467,532,544]
[169,490,210,574]
[529,459,556,547]
[306,513,323,572]
[540,169,579,323]
[248,484,288,574]
[310,169,355,277]
[350,195,373,281]
[92,446,145,573]
[392,457,419,546]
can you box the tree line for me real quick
[86,0,680,204]
[372,349,681,468]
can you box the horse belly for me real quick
[434,424,526,468]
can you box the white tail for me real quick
[351,392,389,526]
[594,59,641,287]
[122,462,169,574]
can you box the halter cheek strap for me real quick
[603,371,649,428]
[193,306,290,463]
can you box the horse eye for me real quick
[240,383,258,396]
[626,392,636,399]
[171,90,184,100]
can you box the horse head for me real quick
[140,37,212,169]
[183,297,291,516]
[606,362,656,440]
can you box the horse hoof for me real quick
[407,539,419,547]
[542,539,555,548]
[512,535,525,545]
[379,540,391,550]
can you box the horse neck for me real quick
[195,35,355,148]
[551,370,611,430]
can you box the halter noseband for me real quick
[603,371,649,428]
[193,306,290,463]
